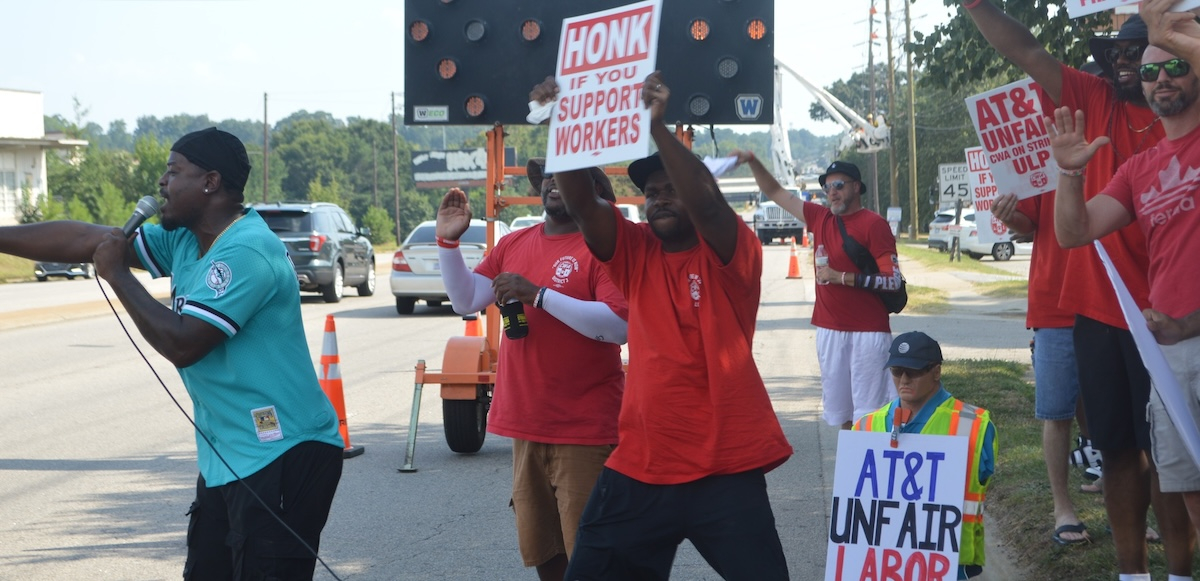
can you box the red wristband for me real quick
[963,0,984,9]
[436,236,459,249]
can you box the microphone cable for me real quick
[95,277,344,581]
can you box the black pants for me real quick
[183,441,343,581]
[566,468,789,580]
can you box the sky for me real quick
[0,1,954,139]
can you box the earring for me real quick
[203,188,209,193]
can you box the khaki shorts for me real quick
[510,439,613,567]
[1150,336,1200,493]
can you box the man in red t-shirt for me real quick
[734,153,901,431]
[966,1,1194,570]
[543,72,793,580]
[436,165,628,581]
[1053,0,1200,540]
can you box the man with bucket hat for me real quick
[853,331,997,580]
[735,151,902,431]
[964,2,1195,568]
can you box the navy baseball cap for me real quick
[885,331,944,369]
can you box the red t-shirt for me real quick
[801,203,896,332]
[1017,195,1075,328]
[601,207,792,485]
[475,225,628,445]
[1055,64,1158,327]
[1102,124,1200,319]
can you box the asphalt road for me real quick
[0,247,1032,580]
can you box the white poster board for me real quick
[965,147,1012,245]
[966,78,1056,201]
[1066,0,1200,19]
[826,430,969,581]
[545,0,663,173]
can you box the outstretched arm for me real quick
[731,149,806,219]
[0,221,112,263]
[644,72,741,264]
[964,1,1065,103]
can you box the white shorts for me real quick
[816,327,895,426]
[1149,335,1200,493]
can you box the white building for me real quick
[0,89,87,225]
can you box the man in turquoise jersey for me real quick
[0,128,344,580]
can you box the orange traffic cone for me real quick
[787,238,803,279]
[800,228,809,248]
[319,315,365,459]
[463,313,482,337]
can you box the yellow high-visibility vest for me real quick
[854,397,994,567]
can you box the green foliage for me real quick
[361,206,394,245]
[396,189,434,244]
[95,182,134,227]
[130,135,171,198]
[307,173,343,206]
[243,144,290,204]
[17,185,41,224]
[910,1,1114,95]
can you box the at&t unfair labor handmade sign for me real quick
[826,430,969,581]
[545,0,662,173]
[966,78,1056,202]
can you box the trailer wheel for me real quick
[443,392,490,453]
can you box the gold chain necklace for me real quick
[1127,115,1159,133]
[200,213,245,258]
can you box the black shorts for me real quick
[565,467,788,581]
[182,440,343,581]
[1074,315,1152,452]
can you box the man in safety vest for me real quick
[854,331,998,580]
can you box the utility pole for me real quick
[392,92,401,245]
[904,0,919,239]
[885,0,899,210]
[263,93,269,203]
[867,1,880,213]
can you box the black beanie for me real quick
[171,127,252,191]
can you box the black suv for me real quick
[253,202,375,303]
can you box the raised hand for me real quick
[530,76,559,106]
[436,188,472,241]
[1046,107,1109,172]
[641,71,669,125]
[1141,0,1200,55]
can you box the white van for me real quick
[616,203,642,223]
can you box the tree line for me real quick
[40,106,843,243]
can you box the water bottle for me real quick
[815,244,829,285]
[499,300,529,339]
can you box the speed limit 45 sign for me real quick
[938,163,970,209]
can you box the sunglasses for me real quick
[889,364,937,379]
[823,180,848,192]
[1139,59,1192,82]
[1104,44,1145,64]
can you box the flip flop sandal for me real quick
[1052,523,1090,546]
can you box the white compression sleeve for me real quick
[438,246,495,314]
[540,288,627,344]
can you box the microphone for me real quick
[122,196,161,237]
